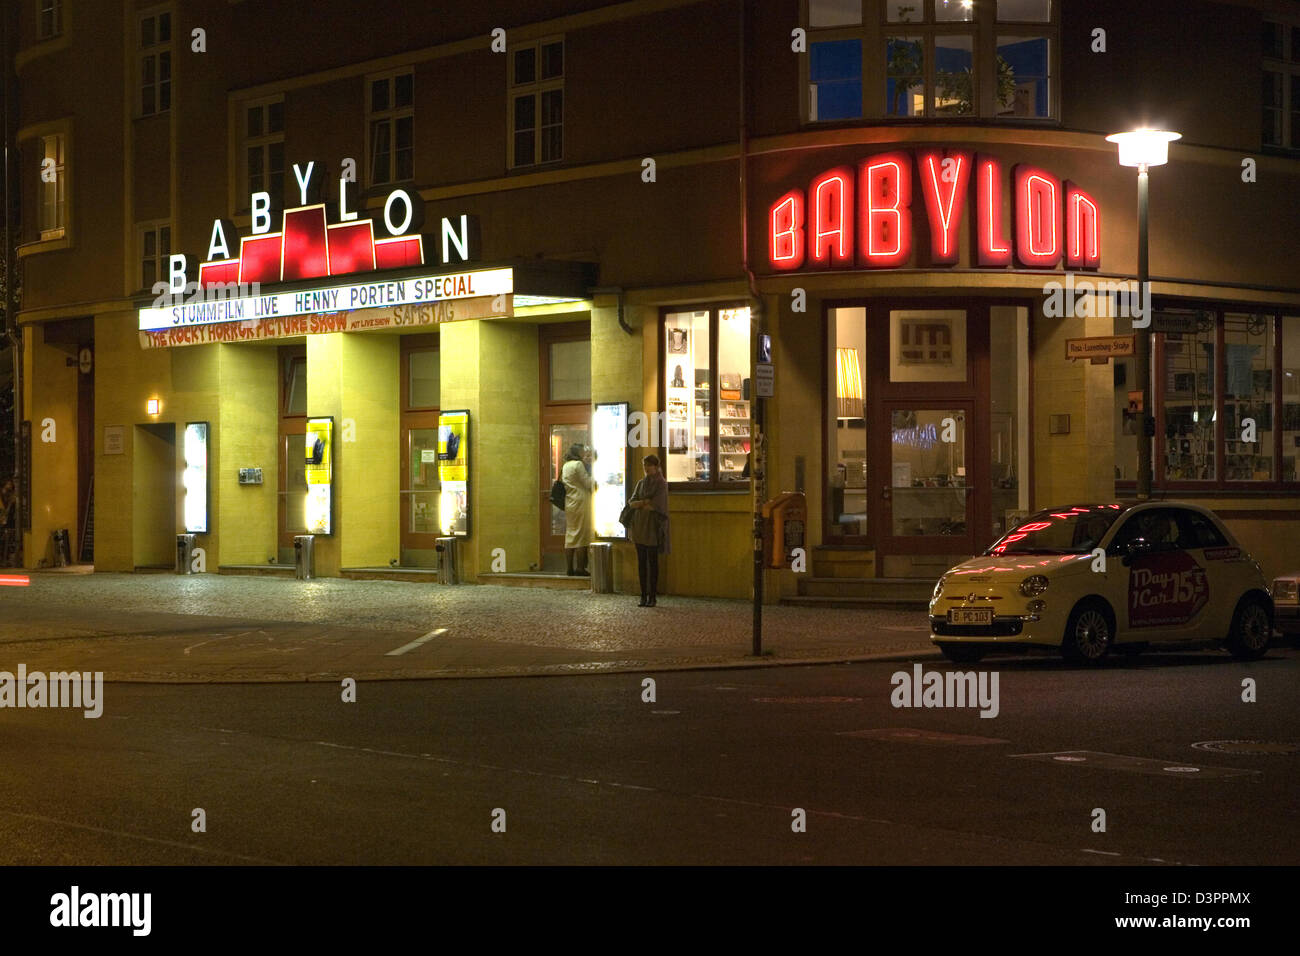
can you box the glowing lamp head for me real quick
[146,398,161,416]
[1105,129,1181,168]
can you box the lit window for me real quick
[805,1,1056,122]
[243,97,285,211]
[138,9,171,117]
[368,71,414,186]
[39,134,66,238]
[510,38,563,167]
[38,0,62,40]
[663,306,751,487]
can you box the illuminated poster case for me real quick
[305,416,333,535]
[183,421,209,533]
[592,402,629,538]
[438,410,470,536]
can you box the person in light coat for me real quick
[561,443,596,575]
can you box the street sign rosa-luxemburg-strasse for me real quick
[1065,334,1135,363]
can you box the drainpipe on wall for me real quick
[589,285,632,336]
[739,0,765,655]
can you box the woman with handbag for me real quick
[625,454,670,606]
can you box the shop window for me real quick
[38,0,63,40]
[244,97,285,212]
[805,0,1056,121]
[1123,309,1300,491]
[368,71,414,186]
[39,134,66,239]
[663,306,751,487]
[138,9,171,117]
[830,307,868,535]
[510,38,563,167]
[988,306,1028,539]
[548,339,590,401]
[1162,318,1217,482]
[1263,19,1300,149]
[1223,313,1274,480]
[138,222,171,292]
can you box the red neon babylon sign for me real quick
[769,149,1100,272]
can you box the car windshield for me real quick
[985,506,1124,555]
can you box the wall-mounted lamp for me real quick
[146,398,161,416]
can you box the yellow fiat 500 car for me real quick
[929,502,1273,665]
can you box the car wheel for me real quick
[937,642,985,663]
[1062,600,1113,665]
[1225,596,1271,660]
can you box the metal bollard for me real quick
[435,536,460,585]
[175,533,196,574]
[589,542,613,593]
[294,535,315,580]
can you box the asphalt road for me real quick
[1,647,1296,865]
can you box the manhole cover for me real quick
[1192,739,1298,755]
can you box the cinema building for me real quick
[10,0,1300,599]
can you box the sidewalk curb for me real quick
[93,648,948,684]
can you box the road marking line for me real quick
[385,628,448,656]
[0,808,285,865]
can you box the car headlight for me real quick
[932,574,948,599]
[1273,579,1299,603]
[1019,574,1050,597]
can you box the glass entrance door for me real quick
[400,338,440,565]
[277,346,307,563]
[539,324,591,571]
[878,403,976,555]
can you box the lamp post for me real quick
[1105,128,1181,500]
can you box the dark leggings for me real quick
[635,544,659,598]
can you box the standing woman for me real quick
[561,443,596,575]
[627,454,670,606]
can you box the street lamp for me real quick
[1105,128,1181,500]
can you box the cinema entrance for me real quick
[825,298,1031,577]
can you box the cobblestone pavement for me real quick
[0,571,940,680]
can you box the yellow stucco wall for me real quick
[305,332,401,574]
[439,319,541,579]
[23,325,79,568]
[217,344,279,566]
[1032,311,1117,507]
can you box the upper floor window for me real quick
[368,71,413,186]
[40,134,66,239]
[1263,19,1300,149]
[244,97,285,211]
[805,0,1056,122]
[138,9,172,116]
[510,38,563,168]
[139,222,171,291]
[38,0,63,40]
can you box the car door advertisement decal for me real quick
[1128,551,1209,628]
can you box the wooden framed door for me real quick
[400,335,440,564]
[539,323,591,566]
